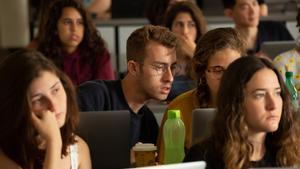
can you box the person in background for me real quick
[274,7,300,90]
[0,49,91,169]
[163,1,207,101]
[157,27,245,164]
[84,0,111,20]
[184,56,300,169]
[222,0,293,56]
[77,25,178,164]
[258,0,268,16]
[33,0,115,85]
[145,0,196,26]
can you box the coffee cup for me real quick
[132,143,157,167]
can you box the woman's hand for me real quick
[31,110,61,144]
[177,34,196,59]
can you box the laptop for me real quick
[192,108,217,145]
[260,40,296,59]
[128,161,206,169]
[76,110,131,169]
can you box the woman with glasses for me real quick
[157,27,246,164]
[184,56,300,169]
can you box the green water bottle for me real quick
[285,71,299,110]
[163,109,185,164]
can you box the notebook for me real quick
[260,40,296,59]
[76,110,131,169]
[192,108,217,145]
[128,161,206,169]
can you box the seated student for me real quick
[258,0,268,17]
[85,0,111,20]
[222,0,293,55]
[157,27,245,163]
[184,56,300,169]
[274,8,300,90]
[145,0,196,26]
[77,25,178,160]
[164,1,207,101]
[30,0,115,85]
[0,49,91,169]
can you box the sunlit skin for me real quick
[205,48,241,105]
[57,7,84,54]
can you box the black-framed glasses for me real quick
[206,65,226,80]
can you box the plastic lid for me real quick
[132,143,157,151]
[286,71,293,78]
[167,109,181,119]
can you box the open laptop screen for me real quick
[77,110,131,169]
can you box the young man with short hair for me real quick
[223,0,293,55]
[78,25,178,147]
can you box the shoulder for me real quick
[78,80,119,93]
[274,49,298,63]
[259,21,286,29]
[168,89,197,108]
[184,139,222,168]
[74,135,92,169]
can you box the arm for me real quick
[76,136,92,169]
[31,111,62,169]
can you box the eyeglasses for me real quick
[142,62,181,76]
[206,65,226,80]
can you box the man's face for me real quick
[136,41,177,101]
[228,0,260,28]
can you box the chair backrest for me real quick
[192,108,217,145]
[77,110,131,169]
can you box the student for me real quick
[34,0,114,85]
[164,1,207,101]
[222,0,293,54]
[145,0,196,26]
[184,56,300,169]
[157,27,245,163]
[0,49,91,169]
[274,8,300,90]
[85,0,111,20]
[78,25,178,148]
[258,0,268,16]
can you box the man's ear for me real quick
[127,60,139,76]
[224,8,233,18]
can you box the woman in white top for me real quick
[0,49,91,169]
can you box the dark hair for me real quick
[211,56,300,169]
[222,0,236,9]
[145,0,170,25]
[37,0,106,69]
[192,27,245,107]
[164,1,207,43]
[126,25,177,63]
[297,7,300,32]
[0,49,79,168]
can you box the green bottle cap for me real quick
[168,110,180,119]
[286,71,293,78]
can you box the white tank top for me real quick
[70,144,78,169]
